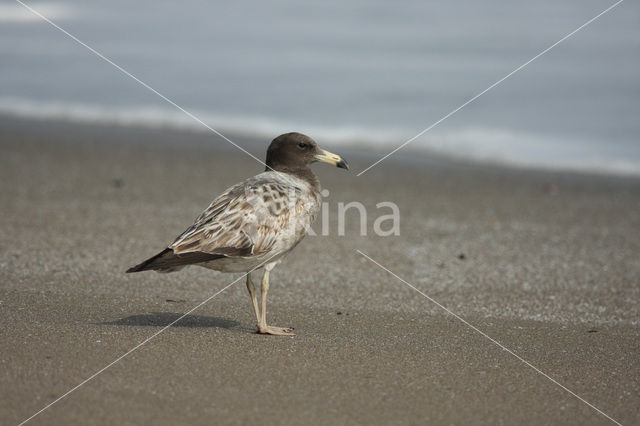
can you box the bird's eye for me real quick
[297,142,308,150]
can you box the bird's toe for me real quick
[258,325,296,336]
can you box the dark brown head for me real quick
[265,132,349,172]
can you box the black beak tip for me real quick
[337,159,349,170]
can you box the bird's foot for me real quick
[257,325,295,336]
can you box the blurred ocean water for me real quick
[0,0,638,175]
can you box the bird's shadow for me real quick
[100,312,241,330]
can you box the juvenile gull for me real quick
[127,133,348,336]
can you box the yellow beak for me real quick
[314,148,349,170]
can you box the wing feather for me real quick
[170,172,319,258]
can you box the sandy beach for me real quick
[1,116,638,425]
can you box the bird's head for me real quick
[266,132,349,172]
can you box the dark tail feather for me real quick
[126,248,224,273]
[126,248,173,273]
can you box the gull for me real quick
[127,133,348,336]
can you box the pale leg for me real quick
[246,273,261,327]
[258,268,295,336]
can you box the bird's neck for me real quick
[266,165,320,191]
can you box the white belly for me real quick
[197,249,290,273]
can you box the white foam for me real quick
[417,127,640,176]
[1,97,639,177]
[0,97,407,145]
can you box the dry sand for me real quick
[1,116,638,424]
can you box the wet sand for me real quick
[1,116,638,424]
